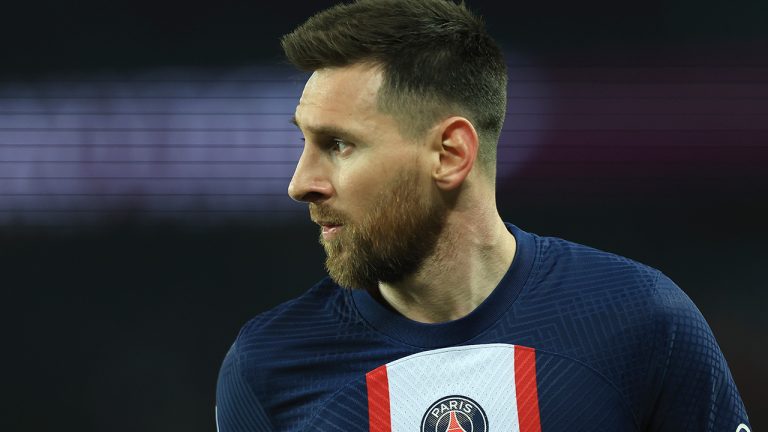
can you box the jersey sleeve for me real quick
[646,273,751,432]
[216,341,274,432]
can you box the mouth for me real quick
[313,220,344,240]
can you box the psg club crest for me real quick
[421,395,488,432]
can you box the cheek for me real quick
[335,148,423,214]
[335,167,383,215]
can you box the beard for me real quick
[309,168,447,290]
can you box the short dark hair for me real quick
[281,0,507,177]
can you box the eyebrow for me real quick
[290,115,365,144]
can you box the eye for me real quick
[330,138,351,155]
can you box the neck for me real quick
[376,205,516,324]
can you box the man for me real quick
[216,1,751,431]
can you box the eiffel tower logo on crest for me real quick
[445,410,468,432]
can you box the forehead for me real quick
[294,64,384,130]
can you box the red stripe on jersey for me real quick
[515,346,542,432]
[366,365,392,432]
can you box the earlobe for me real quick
[433,117,479,191]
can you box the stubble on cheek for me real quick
[312,168,447,290]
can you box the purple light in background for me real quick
[0,61,554,225]
[0,67,310,224]
[496,52,552,180]
[1,58,766,224]
[496,63,768,203]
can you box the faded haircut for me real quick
[281,0,507,177]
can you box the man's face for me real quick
[288,64,447,289]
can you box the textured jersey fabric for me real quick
[216,224,751,432]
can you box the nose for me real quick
[288,146,333,203]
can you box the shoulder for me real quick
[220,277,368,429]
[539,233,658,274]
[531,233,662,302]
[233,276,351,355]
[524,232,749,428]
[530,232,706,333]
[521,233,682,415]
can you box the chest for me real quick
[277,344,637,432]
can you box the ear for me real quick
[432,117,479,191]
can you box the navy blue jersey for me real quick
[216,224,751,432]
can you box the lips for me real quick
[309,204,347,240]
[320,223,343,240]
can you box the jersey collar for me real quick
[349,223,537,348]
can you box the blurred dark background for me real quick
[1,0,765,430]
